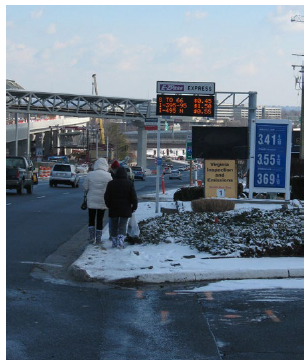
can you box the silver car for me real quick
[49,163,80,188]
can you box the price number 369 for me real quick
[257,173,275,185]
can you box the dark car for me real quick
[131,166,146,181]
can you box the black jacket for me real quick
[104,167,138,218]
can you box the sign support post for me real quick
[155,118,161,213]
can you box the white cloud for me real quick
[6,39,36,66]
[97,33,121,55]
[70,59,78,67]
[30,9,43,19]
[173,36,202,58]
[186,11,209,20]
[54,41,66,49]
[47,23,56,35]
[53,36,81,49]
[236,61,257,76]
[6,21,14,27]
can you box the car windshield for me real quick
[6,158,26,168]
[132,167,142,171]
[53,164,71,172]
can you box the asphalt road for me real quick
[6,163,303,360]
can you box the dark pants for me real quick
[88,209,105,230]
[110,217,129,237]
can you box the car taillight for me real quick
[16,170,19,178]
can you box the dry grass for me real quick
[191,198,235,213]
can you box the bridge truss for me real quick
[6,89,151,120]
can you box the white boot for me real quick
[117,235,125,249]
[88,227,95,244]
[95,230,103,244]
[111,236,117,248]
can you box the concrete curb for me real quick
[69,259,304,285]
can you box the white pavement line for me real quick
[6,203,12,206]
[20,261,63,267]
[36,196,46,199]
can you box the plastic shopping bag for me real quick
[127,213,140,238]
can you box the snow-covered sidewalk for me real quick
[70,189,304,287]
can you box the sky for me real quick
[5,3,305,107]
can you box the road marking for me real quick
[165,292,178,296]
[204,292,214,300]
[36,196,46,199]
[6,203,12,206]
[136,290,144,299]
[265,310,281,322]
[62,192,69,195]
[224,314,242,319]
[161,311,169,322]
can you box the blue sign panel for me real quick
[254,123,288,188]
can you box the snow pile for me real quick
[139,204,304,258]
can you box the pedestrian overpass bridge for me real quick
[7,88,257,169]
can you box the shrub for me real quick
[173,186,204,201]
[191,198,235,213]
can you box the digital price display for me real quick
[156,94,215,117]
[254,123,288,188]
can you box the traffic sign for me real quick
[249,120,292,200]
[145,125,158,131]
[186,141,193,160]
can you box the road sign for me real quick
[145,125,158,131]
[156,94,215,117]
[249,120,292,200]
[156,157,162,166]
[157,81,215,95]
[186,141,193,160]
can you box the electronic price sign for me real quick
[156,94,214,117]
[249,120,292,200]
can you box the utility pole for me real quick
[291,15,304,160]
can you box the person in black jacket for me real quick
[104,166,138,249]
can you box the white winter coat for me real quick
[83,158,112,210]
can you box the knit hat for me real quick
[111,160,120,169]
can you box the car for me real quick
[163,167,172,174]
[76,163,89,173]
[124,166,135,182]
[49,163,80,187]
[48,156,69,163]
[169,169,182,180]
[131,166,146,181]
[178,166,186,172]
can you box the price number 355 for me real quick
[257,154,276,166]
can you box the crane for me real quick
[92,74,105,144]
[291,15,304,23]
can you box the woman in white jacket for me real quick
[83,158,112,244]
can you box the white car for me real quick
[49,163,80,188]
[76,164,89,173]
[169,170,182,180]
[178,166,186,171]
